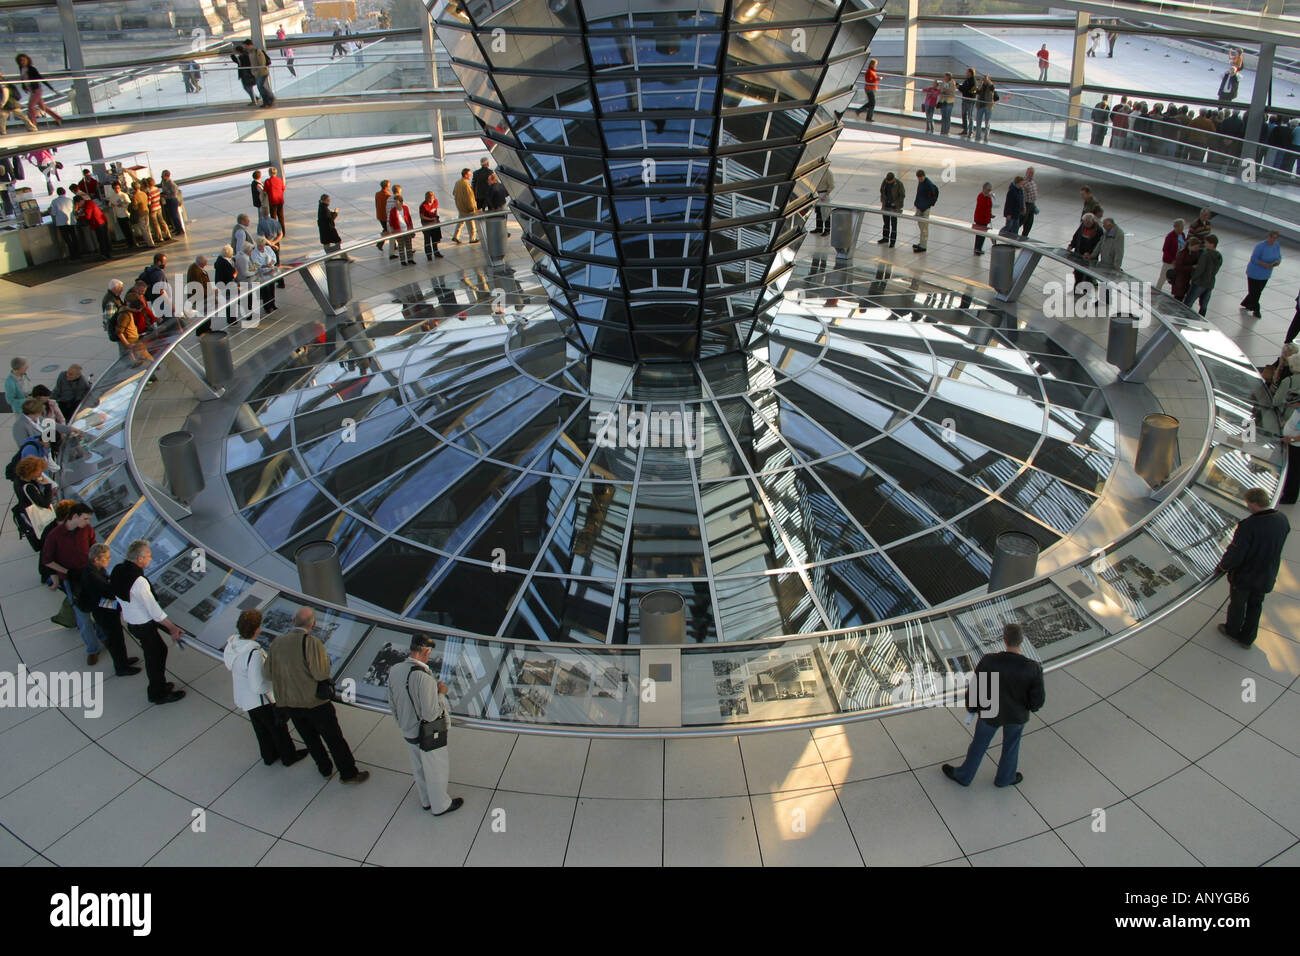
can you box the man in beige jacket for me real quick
[268,606,369,784]
[451,167,478,243]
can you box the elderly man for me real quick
[387,633,463,816]
[250,236,279,314]
[186,255,210,319]
[268,607,370,785]
[256,207,283,252]
[231,213,255,258]
[112,539,186,704]
[1019,167,1038,238]
[1216,488,1291,646]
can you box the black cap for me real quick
[410,632,437,651]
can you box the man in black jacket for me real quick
[471,157,494,213]
[1216,487,1291,647]
[943,623,1045,788]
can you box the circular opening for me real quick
[995,531,1040,558]
[158,431,193,448]
[1142,413,1180,429]
[639,590,686,615]
[295,541,339,565]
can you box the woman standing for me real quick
[14,54,61,126]
[419,191,444,261]
[921,78,940,133]
[957,68,977,138]
[388,187,415,266]
[938,72,957,136]
[318,194,342,253]
[250,236,279,314]
[1155,218,1185,292]
[972,182,994,255]
[1170,237,1203,302]
[235,241,255,322]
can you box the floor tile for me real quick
[918,757,1048,856]
[565,798,662,866]
[210,759,333,836]
[665,736,747,798]
[366,784,495,867]
[464,791,577,867]
[1055,799,1199,866]
[147,812,277,867]
[446,727,517,789]
[495,735,589,797]
[663,796,761,867]
[751,787,863,866]
[968,830,1081,867]
[1063,648,1149,698]
[95,692,228,773]
[813,719,910,785]
[0,743,140,850]
[257,840,361,866]
[880,707,973,770]
[44,778,194,867]
[0,709,95,796]
[580,738,664,800]
[1109,673,1242,761]
[1155,641,1287,722]
[149,712,264,805]
[282,765,410,861]
[1052,702,1188,794]
[837,772,961,867]
[739,729,832,794]
[1134,766,1293,866]
[1198,729,1300,836]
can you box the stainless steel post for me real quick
[295,541,347,606]
[159,431,204,502]
[639,589,686,644]
[988,531,1040,592]
[1134,413,1180,486]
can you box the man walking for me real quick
[943,623,1045,788]
[268,607,370,785]
[112,539,186,704]
[912,169,938,253]
[1019,167,1038,238]
[387,633,463,816]
[452,167,477,243]
[1183,234,1222,316]
[1216,488,1290,647]
[1241,230,1282,318]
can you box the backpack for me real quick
[4,435,45,482]
[103,303,121,342]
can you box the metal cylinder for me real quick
[1134,413,1180,487]
[483,214,508,262]
[159,431,204,502]
[295,541,347,607]
[324,255,352,309]
[988,531,1040,592]
[198,330,234,388]
[1106,317,1139,369]
[829,207,864,257]
[988,244,1015,293]
[639,589,686,645]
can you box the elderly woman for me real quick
[1067,213,1103,296]
[1272,353,1300,411]
[1169,236,1202,301]
[235,240,255,321]
[4,355,31,410]
[250,235,280,314]
[1155,218,1185,292]
[51,364,90,420]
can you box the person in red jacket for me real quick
[75,190,113,260]
[1155,218,1185,292]
[418,191,444,261]
[857,58,879,121]
[387,186,414,265]
[264,166,286,236]
[972,182,994,255]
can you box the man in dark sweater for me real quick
[943,623,1045,788]
[1216,487,1291,647]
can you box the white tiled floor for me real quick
[1,138,1298,866]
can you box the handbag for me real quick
[405,667,448,751]
[302,633,336,701]
[23,485,54,538]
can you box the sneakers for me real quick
[340,770,371,785]
[433,797,465,816]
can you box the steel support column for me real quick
[247,0,285,174]
[1243,43,1277,167]
[422,14,445,160]
[899,0,918,150]
[55,0,104,171]
[1065,10,1090,142]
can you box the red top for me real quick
[388,203,412,232]
[264,176,285,204]
[974,192,993,226]
[419,199,439,223]
[864,67,879,90]
[41,521,96,573]
[79,174,98,195]
[1037,49,1049,64]
[80,199,107,228]
[1162,229,1182,264]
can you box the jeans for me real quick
[255,76,275,105]
[939,101,953,135]
[952,717,1025,786]
[1225,584,1267,645]
[283,702,360,779]
[975,105,991,141]
[960,98,973,135]
[881,213,897,244]
[923,105,935,132]
[862,89,876,121]
[1183,284,1212,316]
[64,580,103,655]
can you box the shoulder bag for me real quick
[301,633,336,701]
[23,484,55,539]
[405,666,448,751]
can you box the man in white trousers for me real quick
[387,633,463,817]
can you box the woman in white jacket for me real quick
[223,609,306,767]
